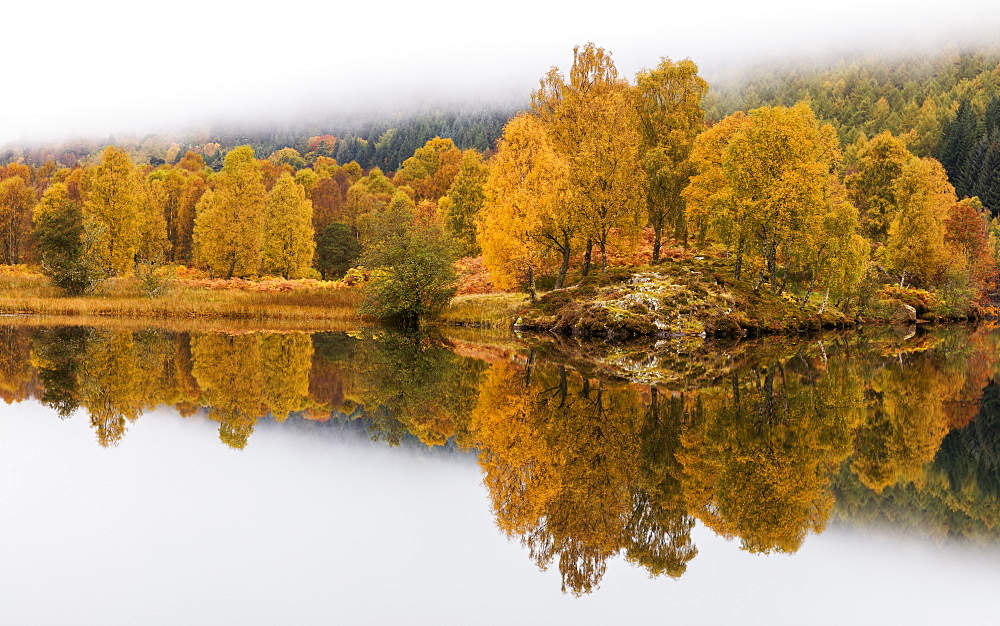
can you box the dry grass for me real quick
[0,272,363,328]
[0,266,531,332]
[437,292,530,328]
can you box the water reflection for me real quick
[5,323,1000,594]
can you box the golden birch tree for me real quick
[532,43,646,273]
[880,157,958,288]
[845,132,913,242]
[82,146,148,275]
[478,113,574,295]
[684,103,840,291]
[634,57,708,258]
[0,175,36,264]
[261,173,315,278]
[147,167,187,262]
[193,146,267,279]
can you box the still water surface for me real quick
[1,323,999,624]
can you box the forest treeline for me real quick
[711,48,1000,217]
[3,45,1000,322]
[0,106,514,174]
[4,324,1000,593]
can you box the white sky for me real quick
[4,0,1000,145]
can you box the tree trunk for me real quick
[675,211,688,248]
[819,287,830,315]
[800,276,817,310]
[651,223,663,264]
[527,266,537,303]
[775,268,787,295]
[766,242,778,292]
[599,237,608,273]
[555,237,571,289]
[734,234,746,280]
[582,239,593,277]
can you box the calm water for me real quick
[2,323,1000,624]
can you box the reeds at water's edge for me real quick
[0,274,363,325]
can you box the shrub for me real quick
[359,215,457,326]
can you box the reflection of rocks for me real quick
[892,304,918,324]
[517,331,841,389]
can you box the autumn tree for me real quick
[177,150,207,173]
[795,177,869,311]
[478,113,574,295]
[880,157,958,288]
[392,137,463,202]
[945,197,997,299]
[268,147,307,170]
[259,160,293,191]
[438,149,488,257]
[309,168,351,233]
[193,146,267,279]
[82,146,150,275]
[344,167,396,238]
[147,167,187,262]
[173,174,207,263]
[261,173,315,278]
[533,43,646,273]
[683,111,748,244]
[0,175,36,264]
[845,132,913,242]
[634,57,708,258]
[684,103,841,291]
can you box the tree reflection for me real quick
[31,326,91,418]
[472,327,1000,592]
[680,366,854,553]
[625,388,697,578]
[8,323,1000,592]
[345,329,487,447]
[191,333,264,449]
[474,360,647,594]
[80,331,149,446]
[0,325,37,403]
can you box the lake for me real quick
[1,322,999,624]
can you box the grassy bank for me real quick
[0,272,363,328]
[436,293,530,329]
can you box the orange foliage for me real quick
[455,256,495,295]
